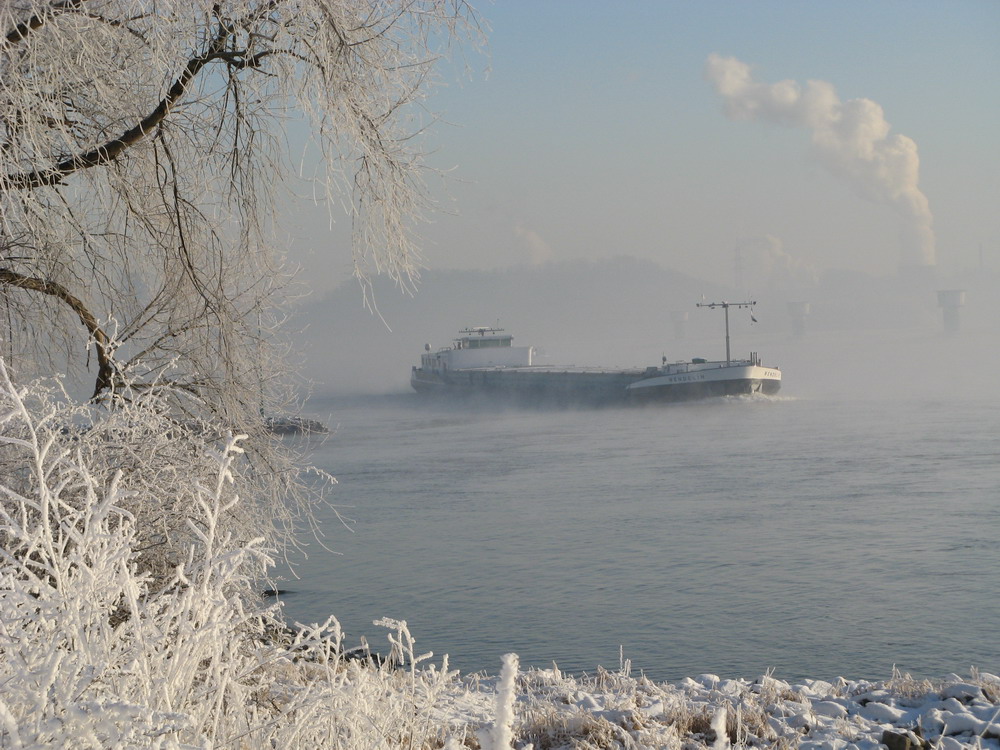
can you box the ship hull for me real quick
[411,366,641,405]
[411,363,780,405]
[625,364,781,403]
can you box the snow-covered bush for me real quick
[0,361,319,591]
[0,361,265,743]
[0,362,483,747]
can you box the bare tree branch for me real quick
[3,20,232,190]
[0,267,113,397]
[3,0,86,49]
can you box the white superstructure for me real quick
[419,327,533,373]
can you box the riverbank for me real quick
[264,613,1000,748]
[336,645,997,749]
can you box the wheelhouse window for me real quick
[463,337,513,349]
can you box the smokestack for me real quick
[936,290,965,335]
[787,301,811,337]
[705,54,935,269]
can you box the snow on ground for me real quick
[414,656,1000,749]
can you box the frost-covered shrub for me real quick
[0,362,269,744]
[0,361,486,747]
[0,361,327,591]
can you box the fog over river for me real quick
[275,318,999,681]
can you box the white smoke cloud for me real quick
[743,234,818,289]
[514,222,554,265]
[705,53,935,267]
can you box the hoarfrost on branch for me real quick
[0,0,478,406]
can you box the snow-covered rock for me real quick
[814,700,849,719]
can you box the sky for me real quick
[286,0,1000,296]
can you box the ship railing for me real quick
[664,358,758,374]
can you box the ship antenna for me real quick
[696,300,756,365]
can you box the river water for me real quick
[274,389,999,683]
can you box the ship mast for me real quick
[696,300,756,365]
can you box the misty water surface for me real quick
[274,390,999,683]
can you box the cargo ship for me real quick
[410,301,781,404]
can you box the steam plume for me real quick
[705,54,935,267]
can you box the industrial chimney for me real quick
[936,290,966,335]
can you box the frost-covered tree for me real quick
[0,4,484,743]
[0,0,475,407]
[0,0,478,580]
